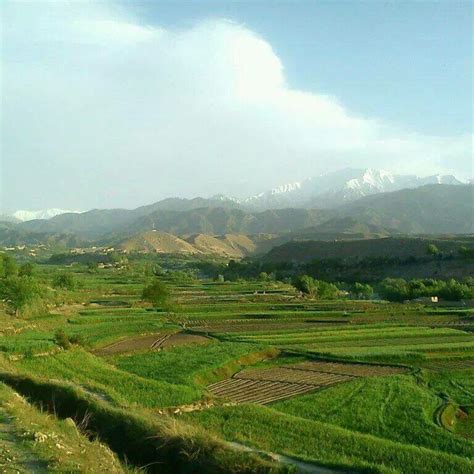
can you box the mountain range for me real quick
[5,168,465,221]
[1,169,472,250]
[237,168,464,209]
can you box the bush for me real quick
[52,273,76,290]
[18,263,34,277]
[142,280,170,308]
[353,282,374,299]
[55,329,71,349]
[293,275,341,299]
[0,254,17,278]
[427,244,440,256]
[54,330,84,349]
[0,276,43,316]
[379,278,410,302]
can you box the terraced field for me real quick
[0,261,472,473]
[94,332,210,356]
[207,360,407,404]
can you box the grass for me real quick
[426,369,474,405]
[13,349,201,408]
[0,372,283,473]
[0,382,125,472]
[186,403,473,473]
[1,261,473,472]
[273,375,474,458]
[114,340,269,387]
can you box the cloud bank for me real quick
[2,1,472,210]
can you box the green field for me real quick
[0,257,472,473]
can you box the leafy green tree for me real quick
[0,254,17,278]
[0,276,42,316]
[354,282,374,299]
[258,272,269,281]
[142,280,169,308]
[293,275,318,296]
[427,244,440,256]
[379,278,410,302]
[438,279,473,301]
[293,276,340,299]
[52,273,76,290]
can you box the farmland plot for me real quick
[207,360,407,404]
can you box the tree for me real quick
[354,282,374,299]
[52,273,76,290]
[0,276,42,316]
[438,279,473,301]
[293,275,341,299]
[0,254,17,278]
[293,275,318,296]
[427,244,440,256]
[379,278,410,302]
[18,262,34,277]
[258,272,269,282]
[142,280,170,308]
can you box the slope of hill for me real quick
[15,184,473,240]
[338,184,473,234]
[0,223,85,249]
[126,207,333,236]
[117,231,199,254]
[184,234,257,258]
[263,236,474,263]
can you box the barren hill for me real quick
[184,234,256,258]
[118,231,199,254]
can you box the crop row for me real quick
[207,378,320,404]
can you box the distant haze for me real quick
[1,1,472,211]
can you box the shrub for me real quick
[142,280,170,308]
[0,276,43,316]
[52,273,76,290]
[427,244,440,256]
[353,282,374,299]
[18,263,34,277]
[379,278,410,302]
[293,275,341,299]
[55,329,71,349]
[0,254,17,278]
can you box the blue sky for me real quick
[2,0,472,210]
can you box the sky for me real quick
[1,0,472,211]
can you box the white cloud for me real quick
[1,1,472,210]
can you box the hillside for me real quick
[263,236,474,263]
[13,184,473,242]
[123,207,333,236]
[116,231,259,258]
[338,184,474,234]
[117,231,199,254]
[184,234,256,258]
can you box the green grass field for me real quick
[0,258,472,472]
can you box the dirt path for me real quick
[227,441,344,474]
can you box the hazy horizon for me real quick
[2,1,472,211]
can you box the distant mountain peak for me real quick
[236,168,464,209]
[11,208,82,222]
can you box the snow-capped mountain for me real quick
[239,168,464,209]
[10,209,82,222]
